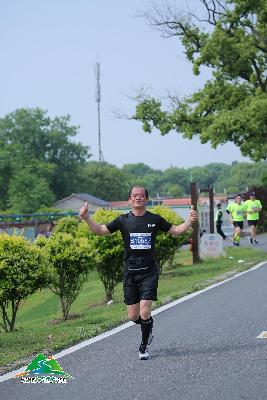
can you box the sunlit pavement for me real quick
[183,233,267,253]
[223,232,267,252]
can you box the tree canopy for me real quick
[0,234,52,331]
[79,161,129,201]
[135,0,267,161]
[0,108,91,211]
[0,108,266,212]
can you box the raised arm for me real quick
[167,206,198,236]
[79,202,111,235]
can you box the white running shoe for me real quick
[139,344,151,360]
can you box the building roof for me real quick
[110,196,228,208]
[55,193,109,207]
[110,201,129,208]
[162,198,191,206]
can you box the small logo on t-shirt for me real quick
[147,224,155,227]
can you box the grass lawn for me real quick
[1,246,266,374]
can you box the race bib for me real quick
[130,233,151,249]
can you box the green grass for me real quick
[0,246,266,374]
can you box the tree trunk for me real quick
[105,284,114,302]
[60,295,69,320]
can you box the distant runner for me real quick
[80,186,197,360]
[244,191,262,244]
[226,194,246,246]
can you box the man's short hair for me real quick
[128,186,149,199]
[250,191,256,196]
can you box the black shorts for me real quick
[248,220,258,226]
[123,269,159,305]
[233,221,243,229]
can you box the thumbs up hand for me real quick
[79,201,89,220]
[189,205,198,223]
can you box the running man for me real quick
[244,191,262,244]
[79,186,197,360]
[226,194,246,246]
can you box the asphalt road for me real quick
[2,258,267,400]
[223,232,267,252]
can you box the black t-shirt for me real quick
[216,210,223,223]
[106,211,172,273]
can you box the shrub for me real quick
[36,233,93,320]
[78,209,124,302]
[150,205,192,273]
[0,233,52,332]
[53,216,80,237]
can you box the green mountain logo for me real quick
[15,353,72,379]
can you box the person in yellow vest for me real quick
[244,191,262,244]
[226,194,246,246]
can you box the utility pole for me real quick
[95,62,104,163]
[190,182,201,264]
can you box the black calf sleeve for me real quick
[140,317,153,345]
[134,316,142,325]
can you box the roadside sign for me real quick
[200,233,225,258]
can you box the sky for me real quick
[1,0,250,170]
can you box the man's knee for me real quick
[127,304,140,322]
[140,300,152,320]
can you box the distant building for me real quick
[55,193,109,212]
[110,196,228,209]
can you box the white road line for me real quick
[1,260,266,383]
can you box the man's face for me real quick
[129,187,147,209]
[235,196,242,204]
[250,195,255,200]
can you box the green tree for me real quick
[122,163,166,197]
[0,108,91,208]
[225,186,240,195]
[36,233,93,320]
[167,184,183,198]
[135,0,267,161]
[0,234,52,332]
[189,163,230,191]
[0,148,14,210]
[262,173,267,187]
[53,216,80,237]
[216,161,267,193]
[162,167,190,194]
[79,161,129,201]
[7,170,55,213]
[122,163,155,177]
[150,206,191,273]
[78,209,124,301]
